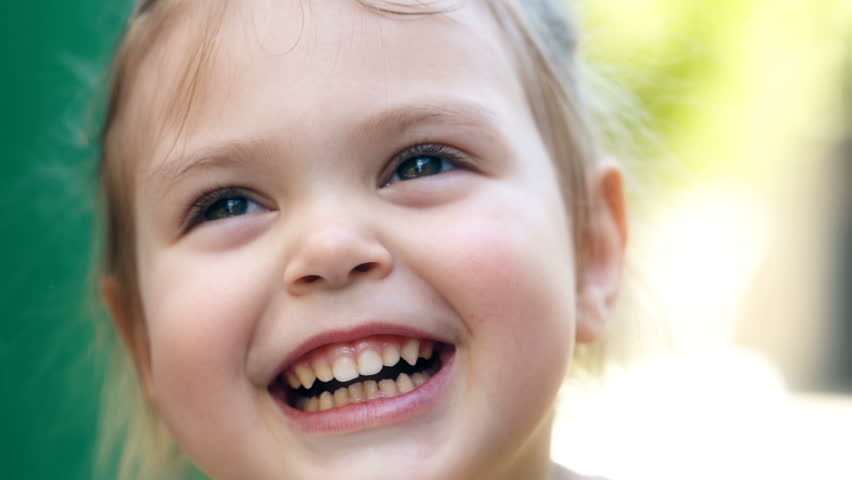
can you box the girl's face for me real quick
[116,1,615,479]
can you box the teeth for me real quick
[382,344,401,366]
[419,341,434,359]
[313,357,334,383]
[333,387,349,408]
[283,335,442,412]
[364,380,381,400]
[293,368,440,411]
[382,343,399,367]
[397,373,414,393]
[294,364,316,389]
[285,372,301,389]
[348,382,365,403]
[379,378,398,396]
[333,356,359,382]
[357,349,383,376]
[401,339,420,366]
[318,391,334,411]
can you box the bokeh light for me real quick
[552,1,852,478]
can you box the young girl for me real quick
[97,0,628,479]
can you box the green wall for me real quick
[1,2,130,478]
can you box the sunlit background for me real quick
[552,1,852,479]
[1,1,850,479]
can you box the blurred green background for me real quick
[1,0,850,479]
[2,2,131,479]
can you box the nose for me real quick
[283,222,392,296]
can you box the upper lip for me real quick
[270,321,454,384]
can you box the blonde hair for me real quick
[96,1,611,478]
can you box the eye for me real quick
[384,144,463,186]
[204,196,263,220]
[186,187,267,230]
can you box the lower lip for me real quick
[273,346,456,434]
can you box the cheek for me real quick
[448,216,575,364]
[436,190,576,343]
[407,187,577,421]
[138,243,277,421]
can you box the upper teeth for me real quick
[357,350,383,376]
[283,336,436,389]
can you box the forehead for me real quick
[122,0,530,178]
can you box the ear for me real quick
[576,161,628,344]
[101,276,156,400]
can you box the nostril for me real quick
[352,262,375,273]
[289,262,385,292]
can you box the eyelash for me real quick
[382,143,469,186]
[182,143,470,231]
[183,186,257,231]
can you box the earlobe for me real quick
[101,276,156,400]
[576,162,628,344]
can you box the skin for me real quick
[104,1,627,479]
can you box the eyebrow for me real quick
[145,100,499,194]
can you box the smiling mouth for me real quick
[269,336,448,412]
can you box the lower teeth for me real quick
[296,367,438,412]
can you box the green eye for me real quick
[396,156,447,180]
[387,145,459,185]
[204,197,254,221]
[186,188,267,230]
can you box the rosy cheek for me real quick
[417,196,576,369]
[416,206,575,438]
[436,198,574,323]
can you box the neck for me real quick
[486,409,558,480]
